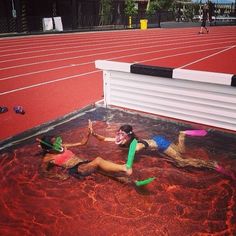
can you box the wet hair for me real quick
[119,125,133,135]
[119,125,138,147]
[39,135,54,152]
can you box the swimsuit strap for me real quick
[137,139,149,149]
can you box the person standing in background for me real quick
[199,4,209,34]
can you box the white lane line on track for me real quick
[0,45,230,95]
[0,41,235,71]
[0,29,196,48]
[0,70,99,96]
[0,63,91,81]
[0,36,235,64]
[1,32,235,58]
[177,45,236,69]
[0,36,216,61]
[133,46,230,64]
[0,45,231,83]
[0,31,179,52]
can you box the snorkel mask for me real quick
[115,130,132,145]
[37,136,64,153]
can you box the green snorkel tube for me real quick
[135,177,155,186]
[126,138,138,169]
[126,139,155,187]
[37,136,64,152]
[53,137,63,152]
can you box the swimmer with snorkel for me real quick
[37,123,132,182]
[89,121,236,180]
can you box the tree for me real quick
[124,0,138,28]
[99,0,112,25]
[124,0,138,16]
[146,0,175,27]
[146,0,174,13]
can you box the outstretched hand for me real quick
[88,119,94,134]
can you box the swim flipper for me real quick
[183,130,207,136]
[135,177,155,186]
[126,139,138,169]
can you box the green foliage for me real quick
[193,3,200,15]
[99,0,112,15]
[146,0,175,15]
[146,1,160,15]
[99,0,112,25]
[124,0,138,16]
[184,3,195,20]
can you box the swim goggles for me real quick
[115,131,130,145]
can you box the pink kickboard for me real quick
[184,130,207,136]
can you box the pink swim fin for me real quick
[216,165,236,180]
[183,130,207,136]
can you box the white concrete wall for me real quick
[95,60,236,131]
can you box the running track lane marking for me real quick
[0,41,234,71]
[178,45,236,69]
[0,45,232,96]
[132,45,231,64]
[0,61,93,81]
[0,35,235,64]
[1,33,234,59]
[0,45,231,83]
[0,70,99,96]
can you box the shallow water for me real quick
[0,107,236,236]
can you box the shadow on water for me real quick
[0,106,236,236]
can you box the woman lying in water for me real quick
[36,126,132,182]
[89,121,236,180]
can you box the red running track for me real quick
[0,26,236,141]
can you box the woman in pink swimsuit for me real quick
[37,128,132,182]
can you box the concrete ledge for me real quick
[231,75,236,86]
[131,64,173,78]
[96,60,236,131]
[173,68,235,86]
[130,63,235,87]
[95,60,132,73]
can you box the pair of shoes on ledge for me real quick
[0,106,25,115]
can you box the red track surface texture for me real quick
[0,26,236,140]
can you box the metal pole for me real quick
[11,0,17,18]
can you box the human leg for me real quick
[174,132,186,153]
[164,146,235,180]
[199,21,206,34]
[78,157,132,176]
[164,145,217,169]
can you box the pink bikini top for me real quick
[53,149,75,166]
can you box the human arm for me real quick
[63,126,91,148]
[89,119,115,142]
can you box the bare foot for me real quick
[124,165,133,175]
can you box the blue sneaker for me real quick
[13,106,25,115]
[0,106,8,113]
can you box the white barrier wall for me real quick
[95,60,236,131]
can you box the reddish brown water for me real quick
[0,107,236,236]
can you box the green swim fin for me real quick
[126,138,138,169]
[135,177,155,186]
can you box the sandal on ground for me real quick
[0,106,8,113]
[13,106,25,115]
